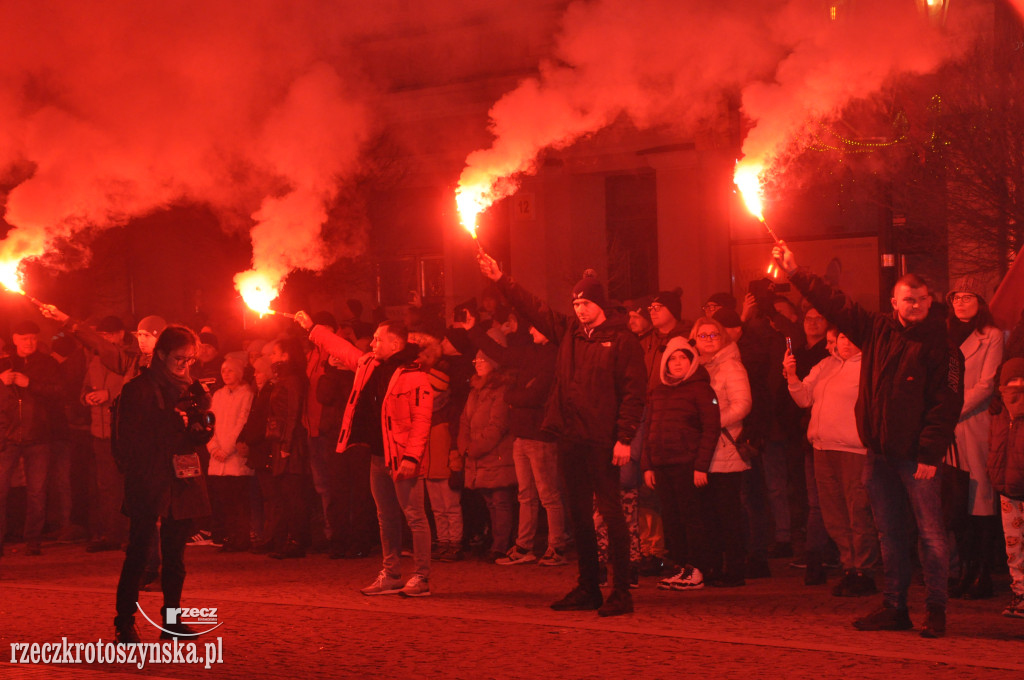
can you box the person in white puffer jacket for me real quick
[785,329,878,597]
[691,316,752,587]
[207,357,254,552]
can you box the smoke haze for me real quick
[461,0,985,208]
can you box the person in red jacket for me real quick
[295,312,435,598]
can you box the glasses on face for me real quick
[169,354,197,366]
[648,303,665,313]
[696,332,721,341]
[951,294,976,304]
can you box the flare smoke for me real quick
[460,0,984,214]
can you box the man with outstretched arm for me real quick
[772,241,963,638]
[294,312,435,598]
[478,254,646,617]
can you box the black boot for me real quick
[965,566,994,600]
[159,607,198,640]
[114,615,141,644]
[950,561,977,598]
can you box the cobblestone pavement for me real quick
[1,542,1022,679]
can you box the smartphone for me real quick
[786,337,793,353]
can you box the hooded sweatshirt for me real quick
[641,337,721,471]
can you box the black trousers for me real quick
[207,476,251,548]
[653,463,710,573]
[704,471,746,579]
[560,441,630,592]
[115,514,193,621]
[328,445,378,552]
[269,472,310,549]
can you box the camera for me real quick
[179,382,216,446]
[748,278,792,316]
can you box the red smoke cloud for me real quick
[0,1,371,295]
[459,0,985,216]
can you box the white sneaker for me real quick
[360,570,405,596]
[399,574,431,598]
[186,530,214,547]
[495,545,537,565]
[659,565,704,591]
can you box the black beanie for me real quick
[12,320,40,335]
[651,290,682,323]
[706,292,738,311]
[571,269,608,310]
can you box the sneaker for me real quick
[360,570,405,596]
[1002,593,1024,618]
[538,546,570,567]
[920,605,946,638]
[186,530,214,547]
[659,565,704,591]
[495,545,537,565]
[597,589,634,617]
[399,574,431,598]
[853,602,912,631]
[551,585,603,611]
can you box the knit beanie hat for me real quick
[651,289,682,323]
[136,315,167,336]
[705,292,737,311]
[1000,358,1024,387]
[571,269,608,310]
[625,297,653,323]
[946,275,988,304]
[221,355,246,377]
[12,319,40,335]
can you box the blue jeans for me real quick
[512,438,568,552]
[864,455,948,609]
[369,456,430,579]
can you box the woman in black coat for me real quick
[114,325,214,643]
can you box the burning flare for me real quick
[235,270,280,318]
[734,162,766,223]
[0,259,25,295]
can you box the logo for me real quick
[137,603,224,637]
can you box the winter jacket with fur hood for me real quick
[642,337,721,471]
[701,341,753,473]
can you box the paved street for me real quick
[1,542,1022,679]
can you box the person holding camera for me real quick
[113,325,214,644]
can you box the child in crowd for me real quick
[207,357,255,551]
[642,337,721,591]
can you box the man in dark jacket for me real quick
[1,320,61,556]
[774,242,964,638]
[479,255,646,617]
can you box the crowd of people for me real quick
[1,242,1023,642]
